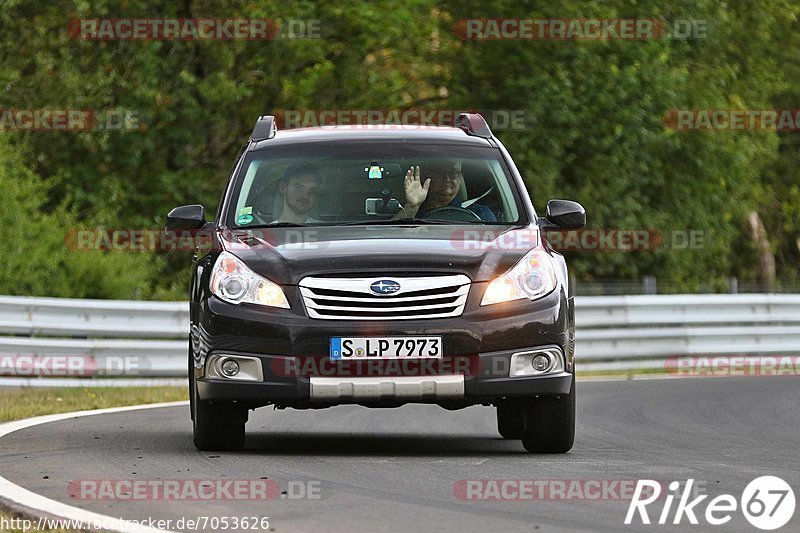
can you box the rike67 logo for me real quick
[626,477,795,530]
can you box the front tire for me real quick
[496,404,525,439]
[191,374,248,451]
[521,374,575,453]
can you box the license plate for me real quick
[330,337,443,360]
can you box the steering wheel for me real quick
[421,206,482,222]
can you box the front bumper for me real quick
[196,348,574,407]
[193,286,574,408]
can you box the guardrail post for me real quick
[642,276,657,295]
[728,277,738,294]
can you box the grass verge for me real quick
[0,386,187,423]
[578,367,671,378]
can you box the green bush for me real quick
[0,139,157,299]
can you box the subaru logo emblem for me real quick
[370,279,401,295]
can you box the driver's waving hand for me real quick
[398,160,496,221]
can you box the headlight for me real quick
[481,248,557,306]
[209,251,290,308]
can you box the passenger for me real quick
[272,164,324,224]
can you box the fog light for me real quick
[221,359,240,377]
[532,354,551,372]
[206,354,263,382]
[509,348,565,378]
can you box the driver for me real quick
[399,160,496,221]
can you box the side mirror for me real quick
[166,204,206,230]
[542,199,585,229]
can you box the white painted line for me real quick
[0,401,188,533]
[0,377,185,388]
[579,359,667,372]
[576,375,631,382]
[578,374,684,382]
[630,373,680,381]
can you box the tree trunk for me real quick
[746,211,776,291]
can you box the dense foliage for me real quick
[1,0,797,298]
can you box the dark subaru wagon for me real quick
[166,113,585,453]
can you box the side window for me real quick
[461,159,516,222]
[487,160,518,222]
[234,160,263,217]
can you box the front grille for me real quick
[299,274,471,320]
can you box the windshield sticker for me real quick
[366,162,383,180]
[239,206,253,215]
[237,214,254,225]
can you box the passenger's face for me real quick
[425,161,462,203]
[281,175,321,215]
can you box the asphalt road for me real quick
[1,377,798,533]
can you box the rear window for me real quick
[226,142,527,227]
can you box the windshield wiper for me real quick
[242,222,308,228]
[343,218,452,226]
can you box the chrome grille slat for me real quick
[306,308,461,320]
[308,296,461,308]
[299,275,470,320]
[305,285,461,299]
[299,285,469,303]
[305,295,468,313]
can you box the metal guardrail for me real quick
[0,296,188,338]
[575,294,800,361]
[0,294,797,378]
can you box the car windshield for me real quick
[227,142,526,227]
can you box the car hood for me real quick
[218,225,541,285]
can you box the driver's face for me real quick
[281,175,321,215]
[425,161,462,204]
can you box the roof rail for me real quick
[455,113,493,139]
[250,115,277,142]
